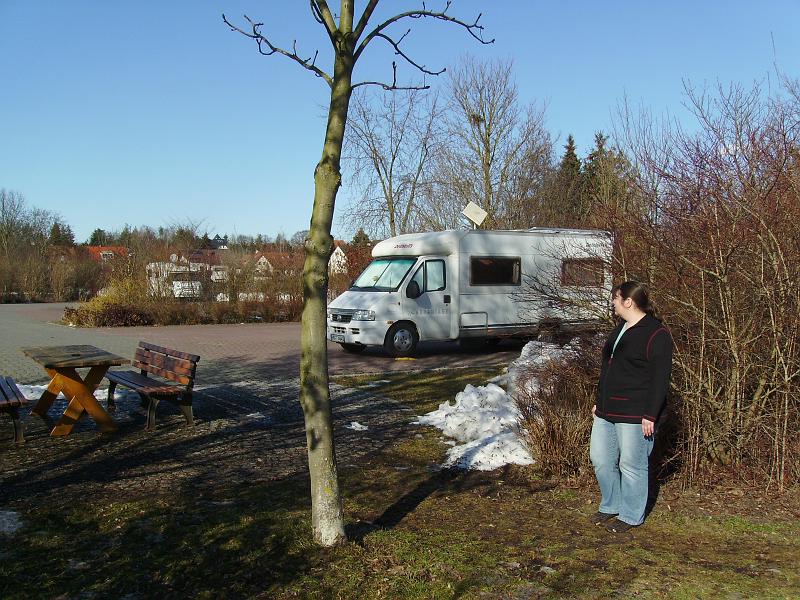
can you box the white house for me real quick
[329,244,348,274]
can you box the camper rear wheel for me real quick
[384,322,418,357]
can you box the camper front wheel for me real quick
[384,323,418,357]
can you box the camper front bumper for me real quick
[327,317,386,346]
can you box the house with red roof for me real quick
[85,246,130,263]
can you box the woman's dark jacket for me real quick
[595,314,673,424]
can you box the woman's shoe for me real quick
[605,518,637,533]
[590,511,618,525]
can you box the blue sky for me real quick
[1,1,798,243]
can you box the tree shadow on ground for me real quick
[0,375,412,507]
[0,475,318,599]
[346,468,462,543]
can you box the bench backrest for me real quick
[0,376,26,409]
[133,341,200,389]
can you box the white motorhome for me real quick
[327,228,612,356]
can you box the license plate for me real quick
[330,334,345,343]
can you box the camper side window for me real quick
[470,257,521,286]
[561,258,604,287]
[411,260,447,292]
[426,260,446,291]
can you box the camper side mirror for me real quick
[406,280,422,299]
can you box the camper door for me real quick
[402,258,452,340]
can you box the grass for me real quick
[2,367,799,599]
[332,366,506,414]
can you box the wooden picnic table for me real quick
[21,345,129,436]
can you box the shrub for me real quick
[64,301,153,327]
[211,302,241,324]
[513,337,601,479]
[150,300,210,325]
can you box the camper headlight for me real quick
[352,309,376,321]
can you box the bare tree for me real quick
[19,206,53,301]
[420,56,552,230]
[344,87,442,237]
[0,189,58,300]
[0,189,27,261]
[224,1,492,546]
[290,229,310,246]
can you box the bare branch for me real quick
[352,61,431,91]
[310,0,324,24]
[311,0,338,36]
[352,81,431,91]
[354,1,494,65]
[353,0,381,40]
[374,30,445,76]
[222,14,333,86]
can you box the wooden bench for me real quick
[1,376,27,444]
[105,342,200,430]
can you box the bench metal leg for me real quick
[179,391,194,427]
[144,395,159,431]
[107,381,117,411]
[178,403,194,427]
[9,408,24,444]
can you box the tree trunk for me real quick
[298,44,354,547]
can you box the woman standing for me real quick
[590,281,673,533]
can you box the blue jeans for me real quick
[590,417,654,526]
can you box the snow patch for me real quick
[346,421,368,431]
[416,340,575,472]
[16,384,139,404]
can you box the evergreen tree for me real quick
[171,226,197,250]
[556,134,584,226]
[582,131,639,222]
[350,227,371,246]
[117,225,134,247]
[559,135,581,179]
[49,220,75,246]
[88,228,108,246]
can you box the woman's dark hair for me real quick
[613,280,660,319]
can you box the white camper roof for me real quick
[371,228,611,258]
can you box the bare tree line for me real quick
[0,189,91,301]
[0,194,321,304]
[342,55,641,236]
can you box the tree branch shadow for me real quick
[347,467,461,543]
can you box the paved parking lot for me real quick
[0,303,521,385]
[0,303,521,507]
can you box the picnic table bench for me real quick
[23,345,128,436]
[1,376,27,444]
[105,341,200,430]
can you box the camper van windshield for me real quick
[350,258,416,291]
